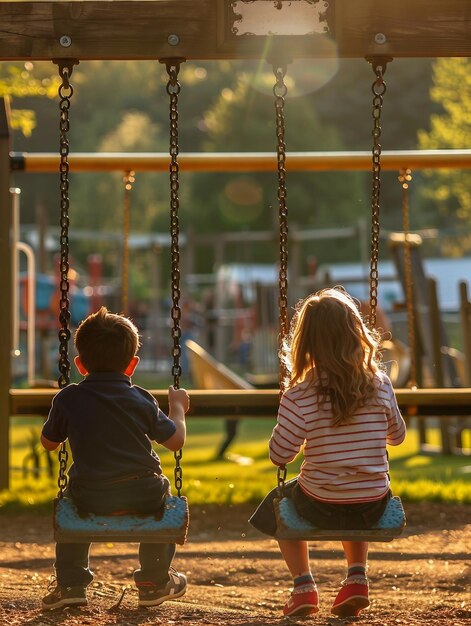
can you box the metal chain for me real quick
[399,168,417,388]
[366,57,391,330]
[277,464,287,498]
[272,63,290,495]
[57,443,69,497]
[166,60,183,390]
[55,60,77,390]
[174,449,183,497]
[273,64,289,396]
[164,59,185,497]
[53,59,78,498]
[121,170,135,316]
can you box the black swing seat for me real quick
[54,495,189,544]
[274,495,405,542]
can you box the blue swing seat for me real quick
[274,495,405,542]
[54,495,189,544]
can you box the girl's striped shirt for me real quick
[269,371,406,503]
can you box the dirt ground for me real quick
[0,503,469,626]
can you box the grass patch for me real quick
[1,416,470,512]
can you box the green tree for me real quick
[0,62,59,135]
[312,58,439,236]
[190,69,365,270]
[10,58,442,283]
[418,58,471,255]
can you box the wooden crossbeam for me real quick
[10,388,471,417]
[10,150,471,174]
[0,0,470,61]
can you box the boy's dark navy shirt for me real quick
[42,372,176,486]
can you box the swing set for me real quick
[2,0,471,543]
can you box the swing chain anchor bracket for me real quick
[159,57,186,96]
[365,56,393,83]
[52,59,80,80]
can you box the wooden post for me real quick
[214,238,225,362]
[459,281,471,387]
[428,277,444,386]
[414,333,428,451]
[428,277,452,455]
[183,227,195,288]
[0,98,12,490]
[148,245,163,363]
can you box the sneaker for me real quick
[42,582,87,611]
[283,586,319,617]
[331,578,369,617]
[138,568,187,607]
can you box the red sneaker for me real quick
[331,580,369,617]
[283,587,319,617]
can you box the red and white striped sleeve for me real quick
[269,391,307,466]
[384,375,406,446]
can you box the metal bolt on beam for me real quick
[167,34,180,46]
[59,35,72,48]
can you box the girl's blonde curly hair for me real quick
[281,287,383,426]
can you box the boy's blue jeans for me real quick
[55,474,175,588]
[55,541,176,588]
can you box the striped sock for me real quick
[293,572,316,594]
[346,563,368,584]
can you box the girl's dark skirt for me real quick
[249,478,391,537]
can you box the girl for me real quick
[249,287,406,617]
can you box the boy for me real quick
[40,307,190,610]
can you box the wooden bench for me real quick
[9,387,471,417]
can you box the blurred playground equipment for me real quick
[186,339,254,462]
[8,167,471,451]
[9,185,471,457]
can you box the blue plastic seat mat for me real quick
[54,495,189,544]
[274,495,405,542]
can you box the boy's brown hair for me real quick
[74,307,140,373]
